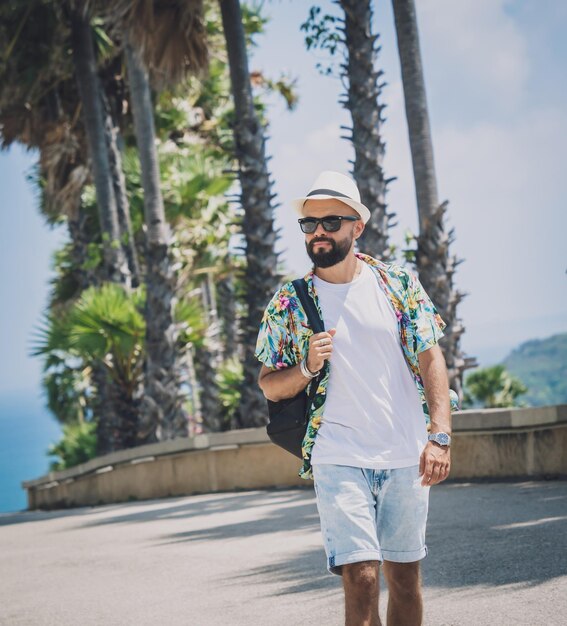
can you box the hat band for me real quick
[306,188,352,200]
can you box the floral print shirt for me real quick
[255,252,460,480]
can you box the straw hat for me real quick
[291,170,371,224]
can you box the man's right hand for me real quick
[307,329,337,373]
[258,328,337,402]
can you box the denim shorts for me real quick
[312,463,430,575]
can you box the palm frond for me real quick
[110,0,209,85]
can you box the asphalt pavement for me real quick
[1,479,566,625]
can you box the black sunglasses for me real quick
[298,215,360,234]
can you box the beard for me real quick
[306,234,352,268]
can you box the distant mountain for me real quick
[501,333,567,407]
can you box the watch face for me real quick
[430,433,450,445]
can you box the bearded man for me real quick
[255,171,456,626]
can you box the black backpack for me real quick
[265,278,326,459]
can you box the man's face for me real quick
[301,198,364,268]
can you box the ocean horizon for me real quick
[0,390,62,514]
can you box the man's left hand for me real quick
[419,441,451,486]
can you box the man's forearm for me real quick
[418,346,452,433]
[259,364,312,402]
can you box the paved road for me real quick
[1,479,566,625]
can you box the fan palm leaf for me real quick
[97,0,208,85]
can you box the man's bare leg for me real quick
[382,561,423,626]
[342,561,381,626]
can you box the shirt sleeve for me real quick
[407,270,447,354]
[254,288,294,370]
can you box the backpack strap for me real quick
[292,278,325,334]
[291,278,326,404]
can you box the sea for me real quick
[0,390,62,514]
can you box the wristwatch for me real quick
[428,432,451,447]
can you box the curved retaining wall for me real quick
[22,404,567,510]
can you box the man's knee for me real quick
[383,561,421,598]
[342,561,380,593]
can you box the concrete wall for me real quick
[23,404,567,510]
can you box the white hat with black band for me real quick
[291,170,371,224]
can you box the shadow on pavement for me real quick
[0,487,312,529]
[158,494,320,544]
[227,545,342,597]
[80,489,314,531]
[423,480,567,589]
[221,480,567,597]
[4,479,566,595]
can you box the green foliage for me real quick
[300,5,343,76]
[251,73,299,111]
[42,353,91,426]
[240,3,268,42]
[66,283,145,365]
[32,283,146,426]
[18,0,290,453]
[174,296,208,348]
[204,1,267,45]
[502,333,567,406]
[48,420,98,471]
[463,365,528,409]
[49,245,83,305]
[91,17,115,63]
[301,6,341,54]
[401,228,417,266]
[217,356,243,426]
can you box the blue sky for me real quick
[1,0,566,402]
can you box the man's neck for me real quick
[313,253,360,284]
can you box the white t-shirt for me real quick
[310,262,428,469]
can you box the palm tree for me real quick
[89,0,209,441]
[123,41,190,440]
[339,0,395,259]
[391,0,476,401]
[465,365,528,409]
[101,85,141,287]
[219,0,280,428]
[301,4,395,259]
[69,8,131,286]
[32,283,146,451]
[0,1,142,451]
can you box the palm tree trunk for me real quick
[66,198,122,454]
[69,10,130,286]
[91,361,122,455]
[217,272,239,360]
[391,0,476,401]
[219,0,280,428]
[102,91,141,287]
[68,11,136,451]
[185,345,203,435]
[124,39,188,441]
[67,203,99,291]
[196,273,223,431]
[340,0,395,260]
[194,343,223,432]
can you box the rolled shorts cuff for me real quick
[381,545,428,563]
[328,549,383,576]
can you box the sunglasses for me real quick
[298,215,360,234]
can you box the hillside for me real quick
[502,332,567,406]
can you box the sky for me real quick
[1,0,566,403]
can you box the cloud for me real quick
[417,0,530,110]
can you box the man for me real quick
[255,171,457,626]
